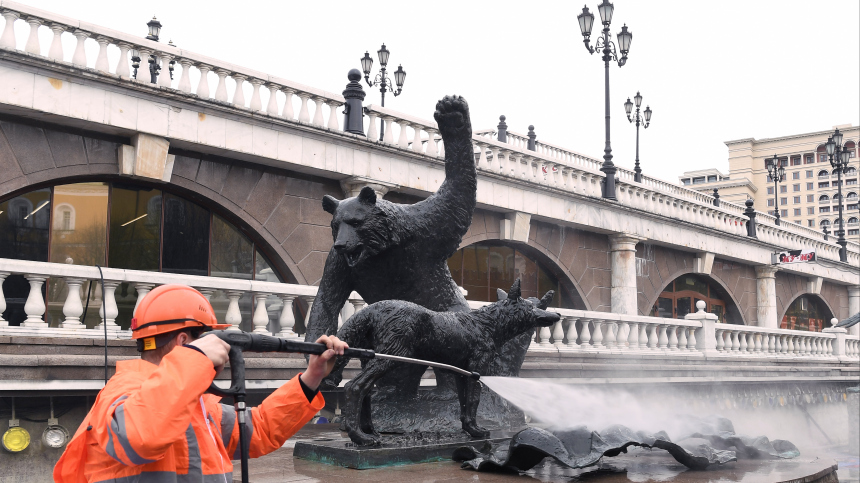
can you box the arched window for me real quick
[848,217,859,225]
[819,194,830,202]
[650,274,735,323]
[845,141,856,158]
[820,219,831,226]
[52,203,76,231]
[818,169,829,177]
[782,295,833,332]
[817,144,828,162]
[845,167,857,176]
[833,193,842,202]
[847,192,858,200]
[447,241,583,309]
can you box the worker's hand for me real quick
[300,335,348,391]
[189,334,230,372]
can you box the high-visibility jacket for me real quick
[54,346,324,483]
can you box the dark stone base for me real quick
[293,432,510,469]
[370,385,527,433]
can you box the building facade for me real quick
[681,126,860,237]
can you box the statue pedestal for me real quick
[294,432,510,469]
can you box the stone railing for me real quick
[0,258,366,340]
[0,1,346,129]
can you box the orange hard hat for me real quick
[131,285,229,350]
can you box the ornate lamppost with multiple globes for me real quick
[131,16,162,83]
[825,128,851,262]
[360,44,406,141]
[624,92,651,183]
[765,155,786,226]
[577,1,633,200]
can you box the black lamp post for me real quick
[765,155,786,226]
[361,44,406,141]
[131,16,162,83]
[577,1,633,200]
[825,128,851,262]
[624,91,651,183]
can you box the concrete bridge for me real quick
[0,2,858,478]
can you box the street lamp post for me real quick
[825,129,851,262]
[624,92,651,183]
[577,1,633,200]
[765,155,786,226]
[360,44,406,141]
[130,16,162,83]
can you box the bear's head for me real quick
[322,186,399,268]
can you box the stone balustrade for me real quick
[0,258,365,340]
[0,1,858,267]
[462,300,858,360]
[0,1,345,129]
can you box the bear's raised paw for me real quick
[434,95,472,140]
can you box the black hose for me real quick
[96,266,107,385]
[80,280,93,328]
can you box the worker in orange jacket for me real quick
[54,284,347,483]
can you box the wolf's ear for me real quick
[358,186,377,205]
[322,195,340,214]
[496,288,508,301]
[508,278,521,299]
[538,290,555,309]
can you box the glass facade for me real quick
[0,182,283,327]
[650,274,729,323]
[781,296,832,332]
[446,242,582,309]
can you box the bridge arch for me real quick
[778,293,835,332]
[643,270,747,326]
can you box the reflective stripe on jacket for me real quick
[54,347,324,482]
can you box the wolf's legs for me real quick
[359,391,378,438]
[344,359,394,446]
[456,372,490,439]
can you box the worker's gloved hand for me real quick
[300,335,348,391]
[189,334,230,372]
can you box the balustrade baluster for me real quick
[214,68,229,101]
[277,295,297,338]
[0,11,19,49]
[565,317,579,349]
[48,24,65,61]
[225,290,242,330]
[605,322,618,350]
[60,278,85,329]
[22,275,47,328]
[730,331,740,352]
[197,289,214,302]
[678,326,688,351]
[425,129,438,156]
[534,322,550,347]
[786,335,795,355]
[616,321,629,350]
[94,36,110,73]
[667,325,679,351]
[627,322,639,350]
[410,124,423,153]
[312,97,326,126]
[297,93,311,122]
[687,327,697,351]
[715,329,725,351]
[382,117,394,144]
[232,74,247,107]
[177,59,193,92]
[753,333,762,354]
[774,334,782,354]
[97,281,120,330]
[0,272,7,327]
[592,319,605,349]
[156,54,172,87]
[327,101,342,130]
[72,30,88,67]
[489,147,500,173]
[396,120,409,148]
[24,17,41,55]
[252,292,271,334]
[366,111,378,140]
[281,88,295,120]
[195,64,211,98]
[580,318,592,349]
[265,84,279,115]
[133,283,154,316]
[552,318,565,347]
[303,295,315,336]
[739,332,748,353]
[249,79,263,111]
[657,324,668,350]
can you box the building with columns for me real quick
[0,2,857,477]
[680,125,860,236]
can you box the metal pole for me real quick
[835,150,847,262]
[600,26,617,200]
[379,65,387,142]
[773,169,780,226]
[634,113,641,183]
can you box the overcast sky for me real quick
[13,0,860,183]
